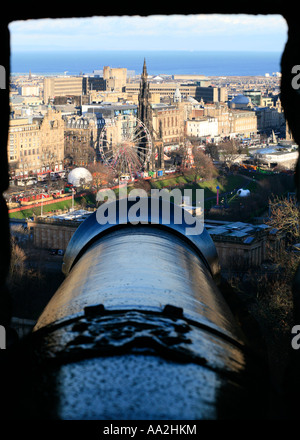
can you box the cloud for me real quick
[8,14,288,51]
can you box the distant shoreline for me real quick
[9,50,283,77]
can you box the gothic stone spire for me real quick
[138,59,152,132]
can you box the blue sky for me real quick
[8,14,288,52]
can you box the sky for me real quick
[8,14,288,53]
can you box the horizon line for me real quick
[11,48,284,53]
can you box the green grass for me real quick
[9,197,80,219]
[9,172,282,219]
[149,174,249,202]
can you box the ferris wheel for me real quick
[99,115,152,178]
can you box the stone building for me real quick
[8,108,65,178]
[228,109,258,138]
[27,210,92,251]
[203,103,231,138]
[204,219,284,269]
[254,106,286,134]
[64,113,105,166]
[151,103,185,148]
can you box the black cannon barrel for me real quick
[5,198,267,420]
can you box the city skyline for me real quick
[9,14,288,53]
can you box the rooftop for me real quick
[204,219,275,244]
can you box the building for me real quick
[126,82,226,104]
[255,106,286,135]
[81,102,137,119]
[186,116,218,142]
[203,103,231,138]
[195,86,227,103]
[172,74,210,84]
[64,113,106,166]
[152,103,185,149]
[87,90,130,104]
[43,76,83,103]
[18,85,40,96]
[103,66,127,92]
[8,108,65,178]
[253,148,299,169]
[243,90,262,106]
[82,75,106,95]
[204,219,284,269]
[10,95,43,117]
[229,109,257,138]
[27,210,93,250]
[229,94,254,110]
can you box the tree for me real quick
[220,139,243,166]
[225,193,299,398]
[267,194,299,243]
[191,147,218,183]
[87,162,115,190]
[177,141,191,170]
[133,177,151,194]
[205,143,220,161]
[9,235,26,281]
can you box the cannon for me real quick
[2,198,267,420]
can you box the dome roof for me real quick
[67,167,93,187]
[231,94,250,105]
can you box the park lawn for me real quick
[9,174,256,219]
[9,197,81,219]
[150,174,249,201]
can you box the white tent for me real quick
[67,167,93,187]
[237,188,250,197]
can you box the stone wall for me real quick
[28,219,78,250]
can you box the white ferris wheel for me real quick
[99,114,152,178]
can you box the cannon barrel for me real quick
[4,198,267,420]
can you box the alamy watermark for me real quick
[291,325,300,349]
[291,65,300,90]
[0,325,6,349]
[95,183,204,236]
[0,65,5,89]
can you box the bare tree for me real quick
[8,236,26,281]
[220,140,243,166]
[205,143,220,161]
[190,147,218,183]
[133,177,151,194]
[87,162,115,190]
[177,141,192,170]
[267,194,299,243]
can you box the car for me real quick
[49,249,58,255]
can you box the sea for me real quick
[10,50,283,77]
